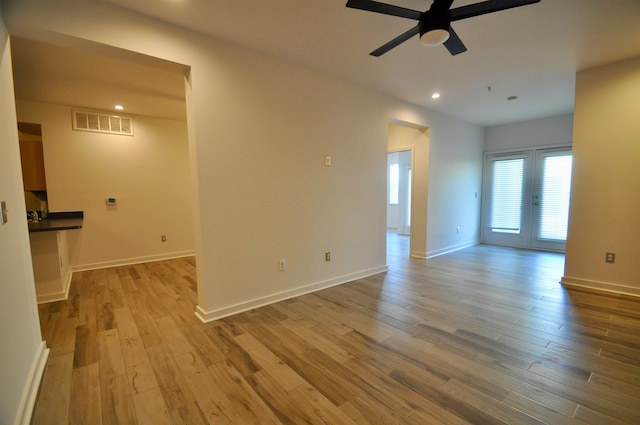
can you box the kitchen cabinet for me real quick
[19,139,47,191]
[30,231,69,303]
[28,212,83,303]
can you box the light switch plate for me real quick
[1,201,7,224]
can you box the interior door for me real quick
[482,152,533,248]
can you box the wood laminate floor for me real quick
[33,234,640,424]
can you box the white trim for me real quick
[561,276,640,298]
[427,241,479,259]
[195,265,389,323]
[36,251,195,303]
[71,250,196,273]
[15,341,49,425]
[410,250,427,259]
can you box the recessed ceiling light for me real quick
[431,92,441,99]
[114,104,124,110]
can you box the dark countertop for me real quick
[28,211,84,233]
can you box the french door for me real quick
[482,147,573,252]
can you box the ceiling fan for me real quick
[346,0,541,56]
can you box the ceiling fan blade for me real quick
[433,0,455,10]
[346,0,422,20]
[370,25,420,56]
[450,0,540,22]
[443,26,467,55]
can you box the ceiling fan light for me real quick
[420,28,450,46]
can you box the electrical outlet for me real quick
[325,251,331,262]
[161,235,167,242]
[605,252,615,263]
[278,259,286,271]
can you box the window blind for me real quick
[490,158,524,234]
[538,155,573,241]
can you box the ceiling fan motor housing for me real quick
[419,5,451,46]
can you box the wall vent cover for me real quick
[72,110,134,136]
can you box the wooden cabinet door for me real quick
[19,139,47,191]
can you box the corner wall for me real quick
[0,10,48,425]
[563,56,640,295]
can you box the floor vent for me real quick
[72,110,134,136]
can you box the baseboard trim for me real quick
[561,276,640,298]
[410,250,427,259]
[195,265,389,323]
[15,341,49,425]
[427,241,479,259]
[71,250,196,273]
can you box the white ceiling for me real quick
[10,0,640,126]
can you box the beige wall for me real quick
[16,100,194,270]
[563,56,640,295]
[3,0,483,323]
[485,113,574,152]
[0,11,47,424]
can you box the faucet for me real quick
[29,210,39,222]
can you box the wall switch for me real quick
[456,226,460,233]
[325,251,331,262]
[324,155,331,166]
[605,252,616,263]
[0,201,7,225]
[161,235,167,242]
[278,259,286,271]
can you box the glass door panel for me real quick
[531,149,573,251]
[483,152,532,248]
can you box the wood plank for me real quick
[98,328,126,379]
[234,333,307,391]
[100,374,137,425]
[131,386,173,425]
[32,353,74,425]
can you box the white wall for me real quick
[15,100,194,270]
[2,0,483,322]
[484,113,574,152]
[563,56,640,295]
[0,10,47,424]
[427,112,484,257]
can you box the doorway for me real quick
[482,147,573,252]
[387,122,428,260]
